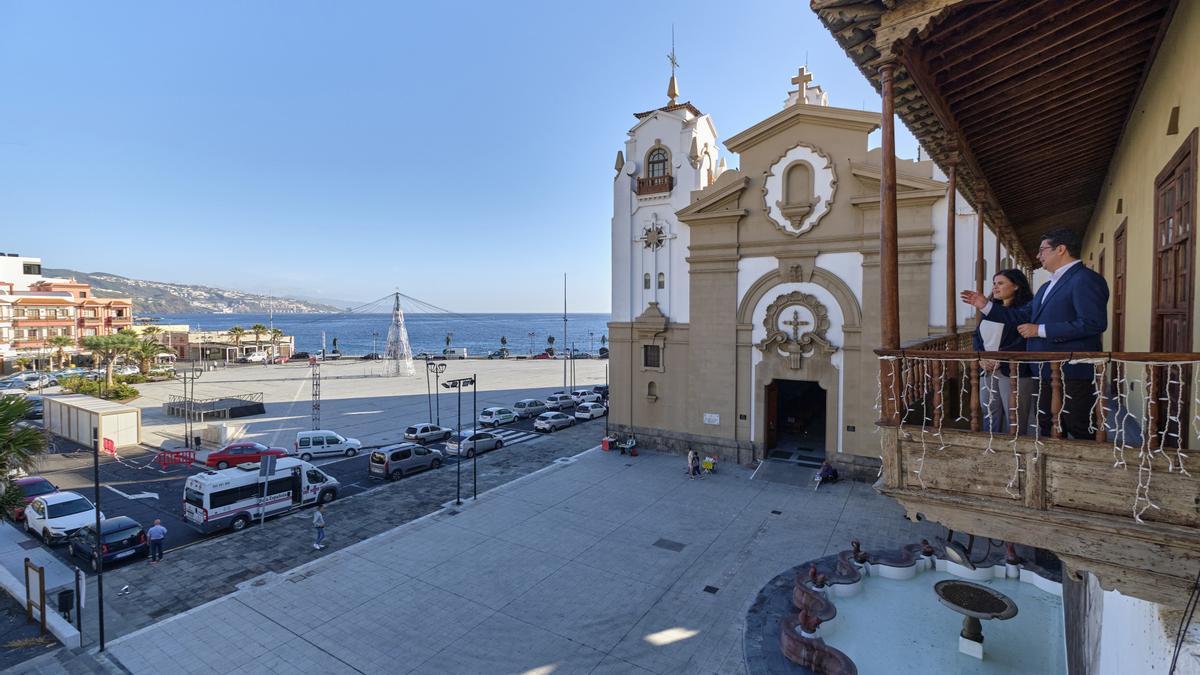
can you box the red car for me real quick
[532,352,554,360]
[10,476,59,521]
[205,442,288,469]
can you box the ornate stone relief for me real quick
[762,143,837,237]
[756,291,837,369]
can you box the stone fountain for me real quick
[933,579,1019,659]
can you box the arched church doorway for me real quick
[765,379,827,465]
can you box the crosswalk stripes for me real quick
[490,427,541,445]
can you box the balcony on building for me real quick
[814,0,1196,610]
[635,174,673,196]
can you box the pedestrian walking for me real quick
[313,505,327,550]
[147,519,167,563]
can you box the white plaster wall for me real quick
[814,252,863,309]
[0,256,44,292]
[1098,590,1199,674]
[747,281,846,452]
[737,256,779,309]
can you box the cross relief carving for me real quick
[756,291,836,370]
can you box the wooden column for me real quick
[994,230,1002,274]
[880,61,901,424]
[945,155,958,333]
[975,188,987,297]
[1051,361,1065,439]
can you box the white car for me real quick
[477,407,517,428]
[570,390,603,404]
[445,429,503,457]
[534,412,575,432]
[544,393,576,411]
[294,430,361,460]
[242,352,268,363]
[404,423,453,443]
[24,491,104,544]
[574,402,608,420]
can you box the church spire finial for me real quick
[666,25,679,105]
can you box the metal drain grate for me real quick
[703,585,720,594]
[771,510,782,515]
[18,540,40,550]
[653,538,686,552]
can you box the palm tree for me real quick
[250,324,268,355]
[141,326,163,344]
[269,328,284,359]
[227,326,246,358]
[0,396,46,516]
[131,339,162,375]
[14,357,31,372]
[47,335,74,370]
[546,335,556,355]
[82,333,139,389]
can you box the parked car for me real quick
[23,395,43,419]
[270,356,288,364]
[294,430,361,460]
[512,399,548,419]
[445,429,503,458]
[570,390,602,404]
[23,491,103,544]
[289,351,311,361]
[361,353,383,360]
[368,443,443,480]
[115,365,139,376]
[0,380,28,392]
[598,347,609,359]
[544,393,576,411]
[442,348,467,359]
[477,407,517,428]
[240,352,268,364]
[591,385,610,398]
[574,402,608,420]
[205,441,288,469]
[486,350,509,360]
[531,352,553,360]
[404,423,452,443]
[534,412,575,433]
[67,516,148,571]
[8,476,58,522]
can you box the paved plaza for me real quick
[82,448,938,674]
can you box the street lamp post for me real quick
[372,331,378,358]
[589,331,594,355]
[472,373,478,500]
[442,376,476,506]
[427,361,446,425]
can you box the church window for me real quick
[647,381,657,398]
[643,345,661,368]
[643,273,651,290]
[657,272,665,289]
[647,149,669,178]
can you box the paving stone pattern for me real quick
[75,422,601,647]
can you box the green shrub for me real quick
[59,376,138,401]
[116,374,147,384]
[107,383,139,401]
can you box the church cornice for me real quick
[724,105,880,153]
[676,175,750,224]
[849,163,946,191]
[851,188,944,208]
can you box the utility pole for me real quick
[528,331,534,356]
[311,358,321,430]
[472,373,478,500]
[562,273,568,391]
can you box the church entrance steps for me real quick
[752,458,820,488]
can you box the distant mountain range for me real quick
[42,269,341,315]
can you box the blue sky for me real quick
[0,1,917,312]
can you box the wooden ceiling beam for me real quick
[979,130,1122,175]
[970,96,1134,153]
[955,61,1145,130]
[990,166,1111,197]
[930,0,1125,76]
[939,2,1166,98]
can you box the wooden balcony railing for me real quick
[872,338,1200,607]
[635,175,673,196]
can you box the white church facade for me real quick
[608,69,1008,476]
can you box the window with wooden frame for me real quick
[642,344,661,368]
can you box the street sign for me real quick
[259,454,277,478]
[102,438,115,456]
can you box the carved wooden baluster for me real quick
[932,360,944,428]
[1050,361,1064,439]
[1147,364,1160,451]
[970,359,981,432]
[1095,361,1108,443]
[1009,360,1019,436]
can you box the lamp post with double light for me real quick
[442,376,476,505]
[426,361,446,426]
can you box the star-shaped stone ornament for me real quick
[642,226,666,249]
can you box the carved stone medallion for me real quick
[756,291,837,369]
[762,143,837,237]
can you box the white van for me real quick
[294,430,361,461]
[442,348,467,359]
[183,458,338,533]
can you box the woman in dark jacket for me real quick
[973,269,1035,434]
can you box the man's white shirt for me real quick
[980,259,1082,338]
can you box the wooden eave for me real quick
[724,103,880,153]
[812,0,1177,264]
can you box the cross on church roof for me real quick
[791,66,814,89]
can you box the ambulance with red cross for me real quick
[183,457,339,533]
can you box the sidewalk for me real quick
[95,451,940,674]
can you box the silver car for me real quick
[369,443,443,480]
[404,423,452,443]
[534,412,575,433]
[544,393,576,411]
[512,399,547,419]
[445,429,503,458]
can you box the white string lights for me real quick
[875,353,1199,523]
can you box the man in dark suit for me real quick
[961,227,1109,439]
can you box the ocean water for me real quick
[154,313,612,357]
